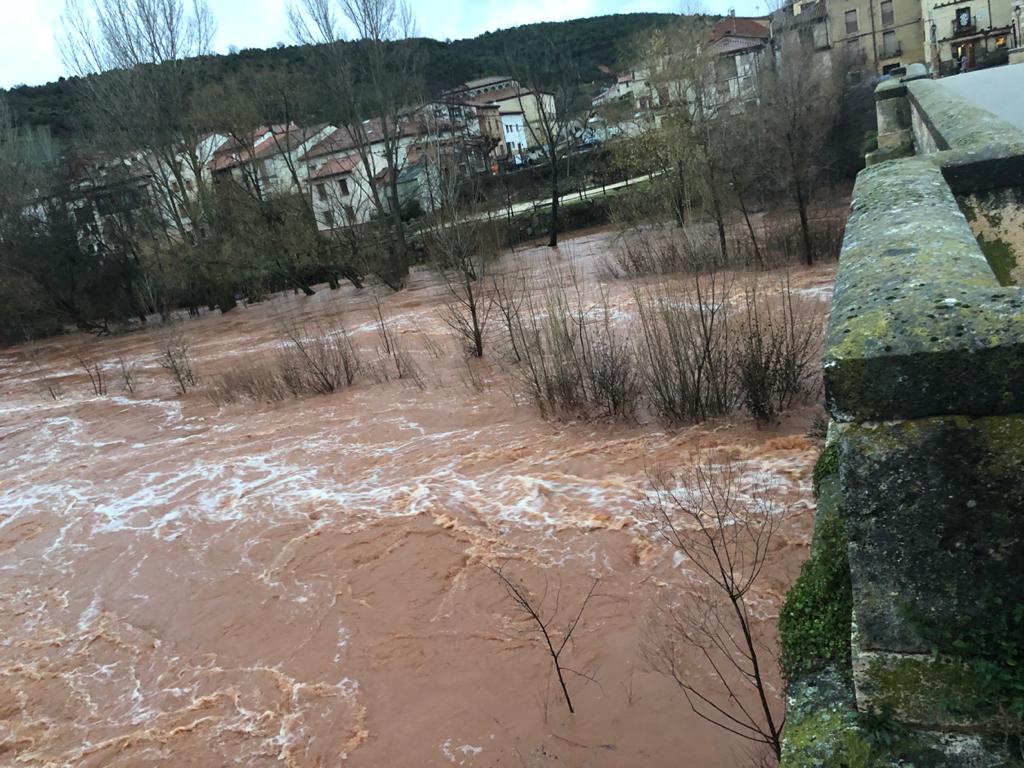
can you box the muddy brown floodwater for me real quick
[0,229,836,767]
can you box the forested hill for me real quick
[3,12,697,140]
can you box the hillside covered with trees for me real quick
[3,13,696,140]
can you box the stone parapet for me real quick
[783,76,1024,765]
[823,158,1024,422]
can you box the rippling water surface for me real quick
[0,230,836,767]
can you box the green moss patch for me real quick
[780,451,853,683]
[977,234,1017,286]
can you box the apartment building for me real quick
[922,0,1016,73]
[828,0,926,73]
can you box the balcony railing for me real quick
[881,43,903,58]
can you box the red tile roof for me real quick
[310,153,361,180]
[211,124,326,171]
[302,118,430,161]
[711,16,770,41]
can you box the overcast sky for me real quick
[0,0,764,89]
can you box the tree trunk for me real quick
[794,175,813,267]
[709,182,728,264]
[548,165,560,248]
[735,178,763,269]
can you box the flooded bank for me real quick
[0,229,836,767]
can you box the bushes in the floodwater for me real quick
[505,265,639,420]
[207,321,360,405]
[497,258,822,425]
[606,213,846,279]
[205,309,421,406]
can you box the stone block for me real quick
[823,158,1024,422]
[837,415,1024,655]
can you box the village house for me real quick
[301,113,450,231]
[770,0,833,68]
[209,123,334,197]
[706,14,773,104]
[827,0,925,73]
[590,70,659,138]
[426,100,507,164]
[447,79,557,157]
[442,75,520,101]
[37,131,231,256]
[922,0,1016,73]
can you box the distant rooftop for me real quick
[710,15,770,41]
[461,75,516,89]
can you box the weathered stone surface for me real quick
[781,668,860,768]
[783,664,1004,766]
[959,186,1024,286]
[823,158,1024,422]
[852,649,981,727]
[908,79,1024,194]
[837,415,1024,654]
[875,78,907,101]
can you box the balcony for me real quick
[881,43,903,58]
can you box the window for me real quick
[322,209,334,226]
[954,6,972,32]
[845,9,858,33]
[880,0,894,25]
[316,182,327,201]
[337,178,349,196]
[882,30,898,56]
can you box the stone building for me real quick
[827,0,926,73]
[921,0,1016,74]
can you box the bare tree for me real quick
[752,39,843,266]
[290,0,425,289]
[58,0,230,311]
[278,319,360,394]
[632,265,735,424]
[117,355,138,394]
[491,564,600,715]
[735,275,821,424]
[510,42,593,248]
[642,456,786,760]
[78,356,108,395]
[156,325,196,394]
[0,95,60,340]
[424,162,498,358]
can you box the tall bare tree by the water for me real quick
[424,158,498,358]
[194,72,360,295]
[510,42,592,248]
[289,0,426,289]
[753,39,843,267]
[642,20,733,259]
[58,0,230,310]
[642,457,786,761]
[0,96,62,339]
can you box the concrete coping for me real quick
[907,78,1024,193]
[901,62,929,81]
[874,78,907,101]
[823,156,1024,422]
